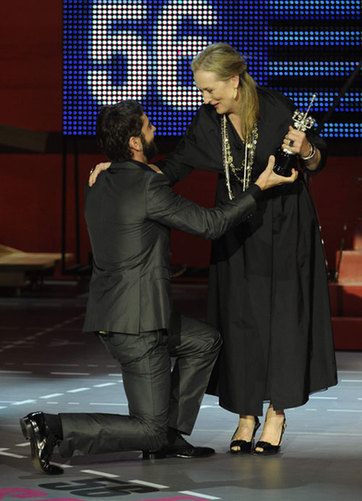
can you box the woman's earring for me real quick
[233,87,238,100]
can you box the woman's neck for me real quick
[227,88,243,121]
[227,98,244,141]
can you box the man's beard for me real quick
[141,134,159,162]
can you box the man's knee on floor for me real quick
[142,419,168,451]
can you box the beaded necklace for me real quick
[221,114,258,199]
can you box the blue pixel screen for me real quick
[63,0,361,139]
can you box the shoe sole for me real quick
[20,417,45,473]
[20,415,63,475]
[20,417,31,440]
[253,448,280,455]
[230,447,252,455]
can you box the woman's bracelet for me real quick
[301,143,316,161]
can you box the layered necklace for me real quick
[221,114,258,200]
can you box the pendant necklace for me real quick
[221,114,258,200]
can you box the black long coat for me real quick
[161,87,337,415]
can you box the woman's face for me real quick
[194,70,239,114]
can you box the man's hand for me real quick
[89,162,111,187]
[255,155,298,191]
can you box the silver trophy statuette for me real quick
[273,93,317,176]
[292,93,317,132]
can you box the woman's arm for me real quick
[155,136,195,185]
[156,105,221,185]
[89,162,110,186]
[281,125,326,174]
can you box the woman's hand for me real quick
[255,155,298,191]
[89,162,111,187]
[282,126,310,156]
[282,126,321,171]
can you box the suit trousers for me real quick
[58,315,221,457]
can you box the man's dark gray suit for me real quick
[58,160,261,457]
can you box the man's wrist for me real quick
[248,183,264,202]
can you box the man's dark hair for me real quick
[96,100,144,161]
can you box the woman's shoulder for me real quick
[257,86,296,113]
[192,103,219,123]
[186,104,219,139]
[256,86,297,126]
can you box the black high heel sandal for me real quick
[230,416,261,454]
[254,417,286,455]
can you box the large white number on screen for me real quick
[88,0,148,104]
[155,0,217,108]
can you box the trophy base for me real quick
[273,148,298,177]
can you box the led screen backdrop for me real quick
[63,0,361,139]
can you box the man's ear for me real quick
[129,136,141,151]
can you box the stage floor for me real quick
[0,282,361,501]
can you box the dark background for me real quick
[0,0,361,277]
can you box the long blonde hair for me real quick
[191,43,259,140]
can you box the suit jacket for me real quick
[83,160,260,334]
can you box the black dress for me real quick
[161,87,337,416]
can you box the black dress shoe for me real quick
[20,411,63,475]
[143,432,215,459]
